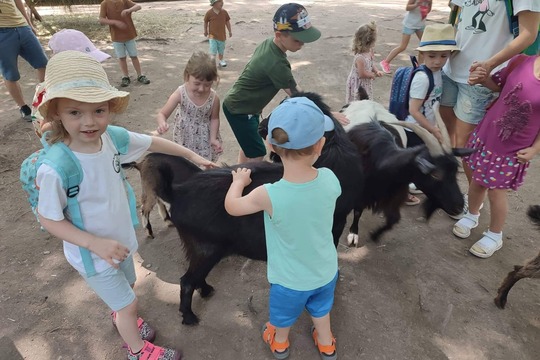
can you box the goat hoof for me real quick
[347,233,358,247]
[181,312,200,325]
[198,285,215,298]
[494,296,506,309]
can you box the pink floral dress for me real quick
[172,85,221,162]
[346,52,374,102]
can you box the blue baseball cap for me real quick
[268,97,334,150]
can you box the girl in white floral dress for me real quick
[156,51,222,162]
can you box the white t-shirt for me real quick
[37,131,152,274]
[405,69,443,127]
[444,0,540,83]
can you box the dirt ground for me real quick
[1,0,539,359]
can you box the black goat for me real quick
[123,154,202,239]
[494,205,540,309]
[343,100,471,244]
[151,92,364,325]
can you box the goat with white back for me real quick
[341,99,473,244]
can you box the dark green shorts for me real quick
[223,103,267,158]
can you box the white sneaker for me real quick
[219,60,227,67]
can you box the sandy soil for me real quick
[0,1,539,359]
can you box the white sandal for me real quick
[469,232,503,258]
[452,212,479,238]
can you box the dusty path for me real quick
[0,1,538,359]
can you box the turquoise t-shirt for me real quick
[263,167,341,291]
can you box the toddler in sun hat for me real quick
[31,30,112,137]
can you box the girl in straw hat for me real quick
[35,50,216,360]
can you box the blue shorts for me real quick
[440,72,496,125]
[0,26,48,81]
[113,39,138,58]
[209,39,226,55]
[80,255,137,312]
[403,26,424,36]
[269,272,338,328]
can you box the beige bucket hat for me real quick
[416,24,460,52]
[38,50,129,117]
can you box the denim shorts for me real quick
[269,272,338,328]
[80,255,137,311]
[403,26,424,35]
[440,72,496,125]
[209,39,226,55]
[113,39,138,58]
[223,103,267,158]
[0,26,48,81]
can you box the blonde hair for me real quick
[43,98,124,144]
[271,128,317,158]
[352,21,377,54]
[184,51,219,83]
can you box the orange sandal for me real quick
[262,322,290,359]
[311,326,337,360]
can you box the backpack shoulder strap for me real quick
[407,64,435,105]
[105,125,140,228]
[39,142,97,277]
[106,125,130,154]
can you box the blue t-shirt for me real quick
[263,167,341,291]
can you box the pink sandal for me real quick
[112,311,156,343]
[127,340,182,360]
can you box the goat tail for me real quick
[122,161,141,171]
[527,205,540,226]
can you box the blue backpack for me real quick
[20,125,139,277]
[389,56,435,120]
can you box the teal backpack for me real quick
[505,0,540,55]
[20,125,139,277]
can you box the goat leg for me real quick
[494,265,525,309]
[370,208,400,242]
[347,209,363,247]
[156,199,174,227]
[180,273,199,325]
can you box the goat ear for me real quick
[415,154,436,175]
[452,147,477,157]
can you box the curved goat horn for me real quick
[387,121,444,156]
[433,103,452,153]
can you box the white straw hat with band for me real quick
[416,24,460,52]
[38,50,129,117]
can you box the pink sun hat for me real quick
[48,29,111,63]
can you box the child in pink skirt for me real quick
[452,54,540,258]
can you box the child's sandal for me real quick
[311,326,337,360]
[262,322,290,359]
[112,311,157,343]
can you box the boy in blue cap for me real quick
[225,97,340,360]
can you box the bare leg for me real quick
[115,299,145,353]
[415,30,424,64]
[487,189,508,233]
[3,79,26,107]
[274,326,291,344]
[455,119,477,178]
[37,67,45,82]
[218,53,224,61]
[131,56,143,77]
[439,105,457,147]
[119,57,129,77]
[468,180,487,215]
[237,149,264,163]
[312,313,334,355]
[384,34,412,63]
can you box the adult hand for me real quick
[468,61,492,85]
[516,147,538,164]
[231,168,252,187]
[88,236,129,269]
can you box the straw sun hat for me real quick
[38,50,129,117]
[416,24,460,52]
